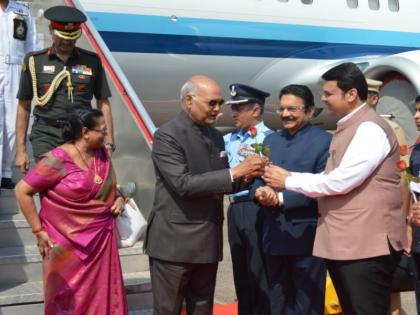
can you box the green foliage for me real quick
[251,143,271,157]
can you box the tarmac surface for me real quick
[215,198,418,314]
[214,199,236,304]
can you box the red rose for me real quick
[249,127,258,137]
[396,160,407,171]
[399,145,409,156]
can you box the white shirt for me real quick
[285,104,391,198]
[0,1,38,64]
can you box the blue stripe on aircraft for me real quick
[87,11,420,48]
[98,31,416,59]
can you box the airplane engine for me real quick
[364,51,420,108]
[364,50,420,145]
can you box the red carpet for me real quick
[181,303,237,315]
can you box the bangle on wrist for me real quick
[116,195,126,202]
[32,226,45,235]
[105,143,116,152]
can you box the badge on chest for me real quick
[237,143,255,158]
[43,65,56,74]
[13,17,27,41]
[72,65,92,76]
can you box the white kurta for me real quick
[285,104,391,197]
[0,1,38,179]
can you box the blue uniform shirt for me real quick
[224,121,273,197]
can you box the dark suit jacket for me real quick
[250,123,331,256]
[410,143,420,253]
[145,111,242,263]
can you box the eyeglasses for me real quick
[276,106,305,114]
[90,128,107,135]
[190,95,224,107]
[207,99,225,107]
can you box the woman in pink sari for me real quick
[15,109,128,315]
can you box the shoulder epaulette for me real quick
[224,132,232,139]
[15,1,30,8]
[78,47,99,57]
[25,48,48,60]
[11,1,30,15]
[27,48,48,58]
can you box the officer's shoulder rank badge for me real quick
[13,17,27,41]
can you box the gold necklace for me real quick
[92,156,103,184]
[73,144,103,184]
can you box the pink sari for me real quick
[24,147,128,315]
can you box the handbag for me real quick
[391,254,416,292]
[116,194,147,248]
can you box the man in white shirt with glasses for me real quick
[261,62,405,315]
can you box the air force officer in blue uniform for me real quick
[251,84,332,315]
[224,84,273,315]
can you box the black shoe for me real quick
[1,178,15,189]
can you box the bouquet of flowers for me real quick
[249,127,271,157]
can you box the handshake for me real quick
[231,155,292,206]
[230,155,269,181]
[410,202,420,227]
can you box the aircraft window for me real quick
[346,0,358,8]
[388,0,399,12]
[369,0,380,10]
[301,0,313,4]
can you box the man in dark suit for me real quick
[145,75,267,315]
[250,84,332,315]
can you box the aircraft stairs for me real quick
[0,0,157,313]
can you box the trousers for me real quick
[0,63,21,179]
[265,254,326,315]
[326,246,401,315]
[149,257,218,315]
[228,200,271,315]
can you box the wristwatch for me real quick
[105,143,116,152]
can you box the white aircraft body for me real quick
[74,0,420,141]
